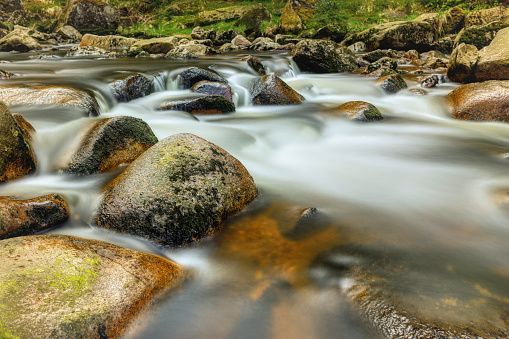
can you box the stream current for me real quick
[1,46,509,338]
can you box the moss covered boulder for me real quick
[441,6,465,35]
[190,81,233,102]
[446,81,509,122]
[279,0,316,34]
[0,194,69,239]
[447,43,479,83]
[94,133,258,246]
[234,4,271,35]
[464,6,509,27]
[177,66,228,89]
[196,5,258,26]
[250,74,304,105]
[291,40,357,73]
[79,33,137,49]
[454,21,509,50]
[0,234,185,338]
[57,116,158,175]
[67,0,120,33]
[325,101,383,122]
[109,74,154,103]
[473,27,509,82]
[0,85,100,116]
[376,73,408,94]
[313,24,348,43]
[159,96,235,115]
[0,28,41,52]
[0,102,36,183]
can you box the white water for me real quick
[1,48,509,337]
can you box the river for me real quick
[1,46,509,338]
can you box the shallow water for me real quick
[1,47,509,337]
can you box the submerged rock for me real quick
[109,74,154,102]
[325,101,383,122]
[0,102,36,183]
[0,85,100,116]
[0,234,185,338]
[446,80,509,122]
[94,133,258,247]
[376,73,408,94]
[190,81,233,102]
[177,66,228,89]
[291,40,357,73]
[473,27,509,82]
[58,116,158,175]
[250,74,304,105]
[0,194,69,239]
[159,96,235,115]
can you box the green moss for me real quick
[0,321,19,339]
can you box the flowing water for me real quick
[1,46,509,338]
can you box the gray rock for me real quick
[159,96,235,115]
[177,66,228,89]
[291,39,357,73]
[250,74,304,105]
[109,74,154,102]
[376,73,408,94]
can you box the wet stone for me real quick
[420,74,440,88]
[242,55,266,75]
[109,74,154,103]
[250,74,304,105]
[325,101,384,122]
[190,81,233,102]
[376,73,408,94]
[159,95,236,115]
[177,66,228,89]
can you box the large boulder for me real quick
[454,21,509,50]
[159,96,236,115]
[177,67,228,89]
[94,133,258,246]
[79,33,137,49]
[445,81,509,122]
[0,234,185,338]
[0,194,69,239]
[0,28,41,52]
[165,43,214,59]
[133,37,182,54]
[313,24,347,43]
[464,6,509,27]
[250,74,304,105]
[57,25,82,43]
[473,27,509,82]
[57,116,158,175]
[0,102,36,183]
[67,0,120,33]
[441,6,465,35]
[196,5,263,26]
[109,74,154,102]
[0,85,100,116]
[447,43,479,83]
[291,39,357,73]
[279,0,316,34]
[234,4,271,35]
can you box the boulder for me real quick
[133,37,181,54]
[57,25,82,42]
[67,0,120,32]
[216,29,237,45]
[313,24,347,43]
[359,49,389,63]
[402,49,419,61]
[445,81,509,122]
[364,56,397,74]
[279,0,316,34]
[0,234,185,338]
[376,73,408,94]
[177,67,228,89]
[191,26,216,41]
[0,0,23,12]
[250,74,304,105]
[0,28,41,52]
[454,21,509,50]
[0,102,36,183]
[109,74,154,102]
[197,5,262,26]
[464,6,509,27]
[473,27,509,82]
[159,96,235,115]
[234,4,271,36]
[79,33,137,49]
[94,133,258,246]
[325,101,383,122]
[231,35,251,49]
[0,194,69,239]
[65,45,108,57]
[219,43,239,52]
[0,85,99,116]
[165,43,214,59]
[190,81,233,102]
[58,116,158,175]
[441,6,465,35]
[242,55,265,75]
[292,39,356,73]
[249,37,281,51]
[447,43,479,83]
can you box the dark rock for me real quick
[376,73,408,94]
[0,102,36,183]
[242,55,265,75]
[474,27,509,82]
[190,81,233,102]
[430,35,456,54]
[109,74,154,102]
[234,4,271,36]
[0,85,100,116]
[291,39,357,73]
[441,6,465,34]
[0,194,69,239]
[165,43,215,59]
[191,26,216,41]
[159,95,235,115]
[313,24,347,43]
[359,49,389,63]
[446,80,509,122]
[364,57,397,74]
[216,29,237,45]
[94,133,259,246]
[0,69,13,79]
[68,0,120,33]
[177,66,228,89]
[0,234,185,338]
[0,28,42,52]
[58,116,158,175]
[326,101,383,122]
[250,74,304,105]
[420,74,439,88]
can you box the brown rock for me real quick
[242,55,265,75]
[79,33,137,49]
[474,27,509,82]
[325,101,383,122]
[447,43,479,83]
[250,74,304,105]
[376,73,408,94]
[232,35,252,49]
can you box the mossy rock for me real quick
[250,74,304,105]
[473,27,509,82]
[464,6,509,27]
[313,24,347,43]
[376,73,408,94]
[94,133,258,247]
[79,33,137,49]
[57,116,158,175]
[440,6,465,35]
[0,102,36,183]
[454,21,509,50]
[446,44,478,82]
[159,95,235,115]
[0,234,185,338]
[67,0,120,33]
[291,39,357,73]
[133,37,181,54]
[0,28,41,52]
[0,194,69,239]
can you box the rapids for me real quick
[1,46,509,338]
